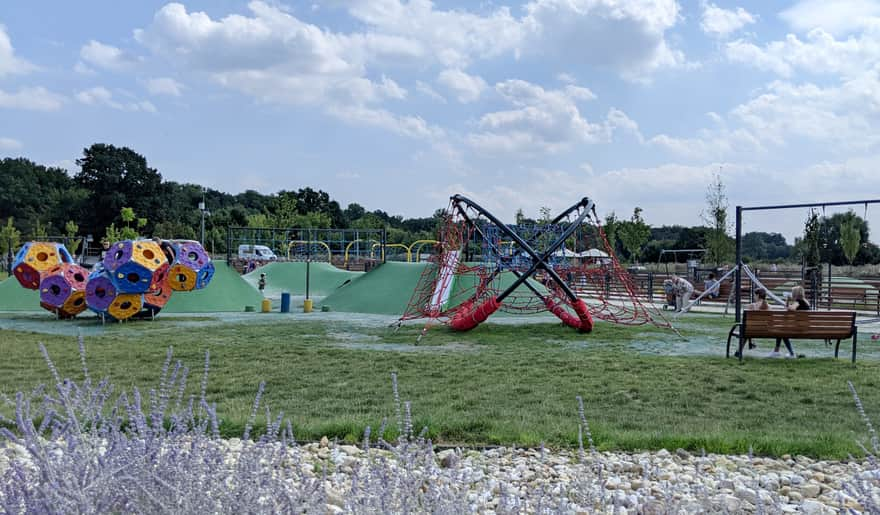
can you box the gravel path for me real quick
[3,436,879,513]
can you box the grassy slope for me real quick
[0,314,877,459]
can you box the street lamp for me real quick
[83,234,93,265]
[199,189,211,246]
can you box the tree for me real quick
[351,213,386,230]
[797,209,821,268]
[603,212,619,254]
[741,232,792,261]
[30,219,48,240]
[839,213,861,266]
[64,220,82,256]
[272,192,299,228]
[0,217,21,258]
[821,211,873,265]
[538,206,553,224]
[0,158,86,235]
[344,203,366,225]
[617,207,651,263]
[701,172,733,265]
[246,213,271,228]
[75,144,163,236]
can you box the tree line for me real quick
[1,144,878,266]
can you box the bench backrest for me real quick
[742,310,856,339]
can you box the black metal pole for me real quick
[735,205,742,323]
[226,227,232,263]
[740,199,880,212]
[306,230,311,300]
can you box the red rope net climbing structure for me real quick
[400,194,673,332]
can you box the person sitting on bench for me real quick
[703,272,721,299]
[768,285,809,358]
[735,288,769,356]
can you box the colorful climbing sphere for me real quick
[38,263,89,318]
[168,241,214,291]
[13,242,74,290]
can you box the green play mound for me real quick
[0,277,39,311]
[243,262,362,297]
[164,261,264,313]
[318,262,550,316]
[450,269,550,311]
[319,262,428,315]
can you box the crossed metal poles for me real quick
[447,194,596,331]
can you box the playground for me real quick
[2,196,880,460]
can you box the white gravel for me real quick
[3,436,879,513]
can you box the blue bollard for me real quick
[280,292,291,313]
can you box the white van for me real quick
[238,244,278,261]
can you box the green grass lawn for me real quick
[0,313,878,459]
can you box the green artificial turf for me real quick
[0,314,878,459]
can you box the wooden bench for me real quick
[823,287,880,315]
[726,310,858,363]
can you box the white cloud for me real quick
[556,72,576,84]
[437,68,487,103]
[0,25,35,76]
[0,137,22,151]
[378,75,406,100]
[344,0,524,68]
[135,1,435,137]
[467,79,636,155]
[327,104,443,140]
[432,158,879,240]
[780,0,880,37]
[76,86,157,112]
[415,80,446,103]
[649,129,761,160]
[700,2,756,37]
[0,86,65,111]
[73,61,96,75]
[730,77,880,151]
[79,40,138,71]
[146,77,185,96]
[727,27,880,79]
[651,66,880,161]
[521,0,685,81]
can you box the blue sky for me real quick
[2,0,879,242]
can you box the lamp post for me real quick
[199,189,211,246]
[5,233,12,274]
[84,234,93,265]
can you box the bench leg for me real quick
[726,323,741,359]
[738,335,746,362]
[852,328,858,364]
[834,339,840,359]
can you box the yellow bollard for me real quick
[303,299,313,313]
[261,298,271,313]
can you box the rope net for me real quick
[400,196,672,332]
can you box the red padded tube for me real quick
[545,297,593,333]
[449,296,501,331]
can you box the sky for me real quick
[1,0,879,243]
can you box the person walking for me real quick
[258,273,267,295]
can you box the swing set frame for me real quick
[734,199,880,323]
